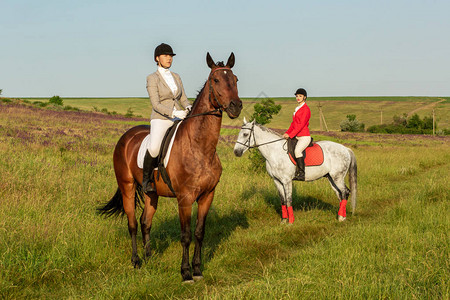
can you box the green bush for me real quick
[368,113,440,134]
[251,98,281,125]
[33,101,48,107]
[49,95,63,106]
[440,128,450,135]
[340,114,365,132]
[125,107,134,118]
[393,114,407,126]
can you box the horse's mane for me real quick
[185,63,225,116]
[255,123,282,137]
[186,81,207,117]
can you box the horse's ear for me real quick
[243,116,247,124]
[226,52,235,68]
[206,52,216,69]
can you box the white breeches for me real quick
[294,136,312,157]
[148,119,174,157]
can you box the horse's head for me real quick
[206,52,242,119]
[234,117,255,157]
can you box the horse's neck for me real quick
[182,85,222,151]
[254,126,283,159]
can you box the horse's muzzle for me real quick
[233,148,244,157]
[226,98,243,119]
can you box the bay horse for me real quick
[98,53,242,282]
[234,119,357,223]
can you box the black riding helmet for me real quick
[154,43,176,62]
[295,88,307,99]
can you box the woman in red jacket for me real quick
[283,88,311,181]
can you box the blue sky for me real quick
[1,0,449,98]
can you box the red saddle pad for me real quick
[289,143,324,166]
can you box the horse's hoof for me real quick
[338,215,346,222]
[143,250,152,261]
[280,218,288,224]
[132,258,142,269]
[193,275,204,281]
[182,279,195,284]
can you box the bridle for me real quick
[236,122,286,151]
[185,67,233,119]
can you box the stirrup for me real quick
[143,179,156,193]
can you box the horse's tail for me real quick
[97,184,144,217]
[348,148,357,214]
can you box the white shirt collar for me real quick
[157,66,178,95]
[158,66,171,74]
[294,102,305,114]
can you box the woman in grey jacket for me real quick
[143,43,191,193]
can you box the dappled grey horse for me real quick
[234,118,357,223]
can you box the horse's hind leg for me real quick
[140,192,158,259]
[121,182,142,268]
[326,174,350,221]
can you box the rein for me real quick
[236,122,286,150]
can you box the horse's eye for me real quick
[214,79,219,83]
[235,76,238,82]
[243,133,249,137]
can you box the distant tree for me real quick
[49,95,63,106]
[249,98,282,171]
[0,89,2,95]
[340,114,365,132]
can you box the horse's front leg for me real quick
[140,192,158,259]
[192,190,215,280]
[273,178,288,223]
[178,203,193,282]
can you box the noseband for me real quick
[236,123,286,150]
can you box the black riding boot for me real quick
[142,151,157,193]
[293,156,305,181]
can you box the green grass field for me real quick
[0,100,448,298]
[24,96,450,131]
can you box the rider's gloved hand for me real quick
[185,105,192,112]
[172,109,187,119]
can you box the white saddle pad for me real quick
[137,122,182,169]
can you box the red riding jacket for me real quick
[285,103,311,138]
